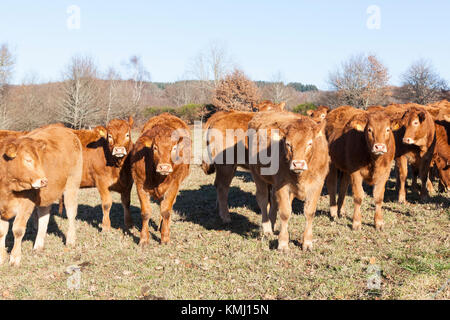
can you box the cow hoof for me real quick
[9,255,21,267]
[277,242,289,252]
[101,226,111,233]
[261,222,273,236]
[220,215,232,224]
[375,221,384,231]
[352,221,362,231]
[302,240,313,252]
[139,239,149,247]
[33,244,44,252]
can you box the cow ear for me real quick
[5,143,17,159]
[391,119,403,131]
[94,126,107,138]
[128,116,134,128]
[306,109,314,116]
[418,111,426,123]
[278,102,286,111]
[349,119,366,132]
[141,136,152,148]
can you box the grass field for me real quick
[0,162,449,300]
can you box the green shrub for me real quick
[292,103,316,115]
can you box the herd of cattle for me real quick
[0,99,448,266]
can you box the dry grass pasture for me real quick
[0,130,449,300]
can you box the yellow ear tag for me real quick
[144,141,151,148]
[6,151,16,159]
[392,123,399,130]
[98,129,106,137]
[355,124,364,131]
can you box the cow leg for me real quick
[326,164,338,220]
[411,167,420,193]
[214,165,236,223]
[0,218,9,264]
[121,187,133,230]
[33,206,51,251]
[136,184,152,246]
[302,185,321,251]
[64,186,79,247]
[396,156,408,203]
[159,182,180,244]
[10,208,34,267]
[419,160,431,201]
[98,184,113,232]
[373,176,389,231]
[275,185,292,251]
[350,172,365,231]
[253,173,271,235]
[268,186,278,231]
[58,195,64,215]
[337,172,350,218]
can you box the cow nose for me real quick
[403,137,414,144]
[112,146,127,157]
[373,143,387,154]
[32,178,48,189]
[156,163,173,175]
[291,160,308,172]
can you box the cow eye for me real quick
[413,120,419,126]
[321,114,326,119]
[386,127,390,132]
[368,127,373,133]
[286,142,292,150]
[172,145,178,152]
[307,139,313,147]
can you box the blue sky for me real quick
[1,0,449,89]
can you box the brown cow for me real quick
[131,113,191,245]
[326,107,396,230]
[248,112,329,251]
[201,110,256,223]
[432,120,450,191]
[68,117,134,231]
[0,125,82,266]
[307,105,330,123]
[253,100,286,112]
[392,106,436,202]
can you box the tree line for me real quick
[0,42,448,131]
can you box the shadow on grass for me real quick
[174,184,261,238]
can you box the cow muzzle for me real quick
[32,178,48,189]
[156,163,173,175]
[112,147,127,158]
[403,137,415,145]
[290,160,308,173]
[372,143,387,155]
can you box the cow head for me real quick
[349,112,395,156]
[433,154,450,191]
[140,125,190,176]
[395,107,431,146]
[255,100,286,112]
[280,119,324,174]
[306,106,330,123]
[3,138,48,191]
[95,116,134,158]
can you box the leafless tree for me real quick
[59,55,100,129]
[0,44,15,129]
[261,72,296,106]
[104,67,121,122]
[188,41,233,103]
[212,68,261,111]
[398,59,448,104]
[124,55,150,116]
[328,53,390,108]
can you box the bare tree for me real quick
[125,55,150,116]
[59,55,100,129]
[261,72,296,105]
[212,69,261,111]
[398,59,448,104]
[104,67,120,122]
[328,53,390,108]
[188,41,233,103]
[0,44,15,129]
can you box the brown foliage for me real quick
[212,69,261,111]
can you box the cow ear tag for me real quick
[98,129,106,137]
[355,123,364,132]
